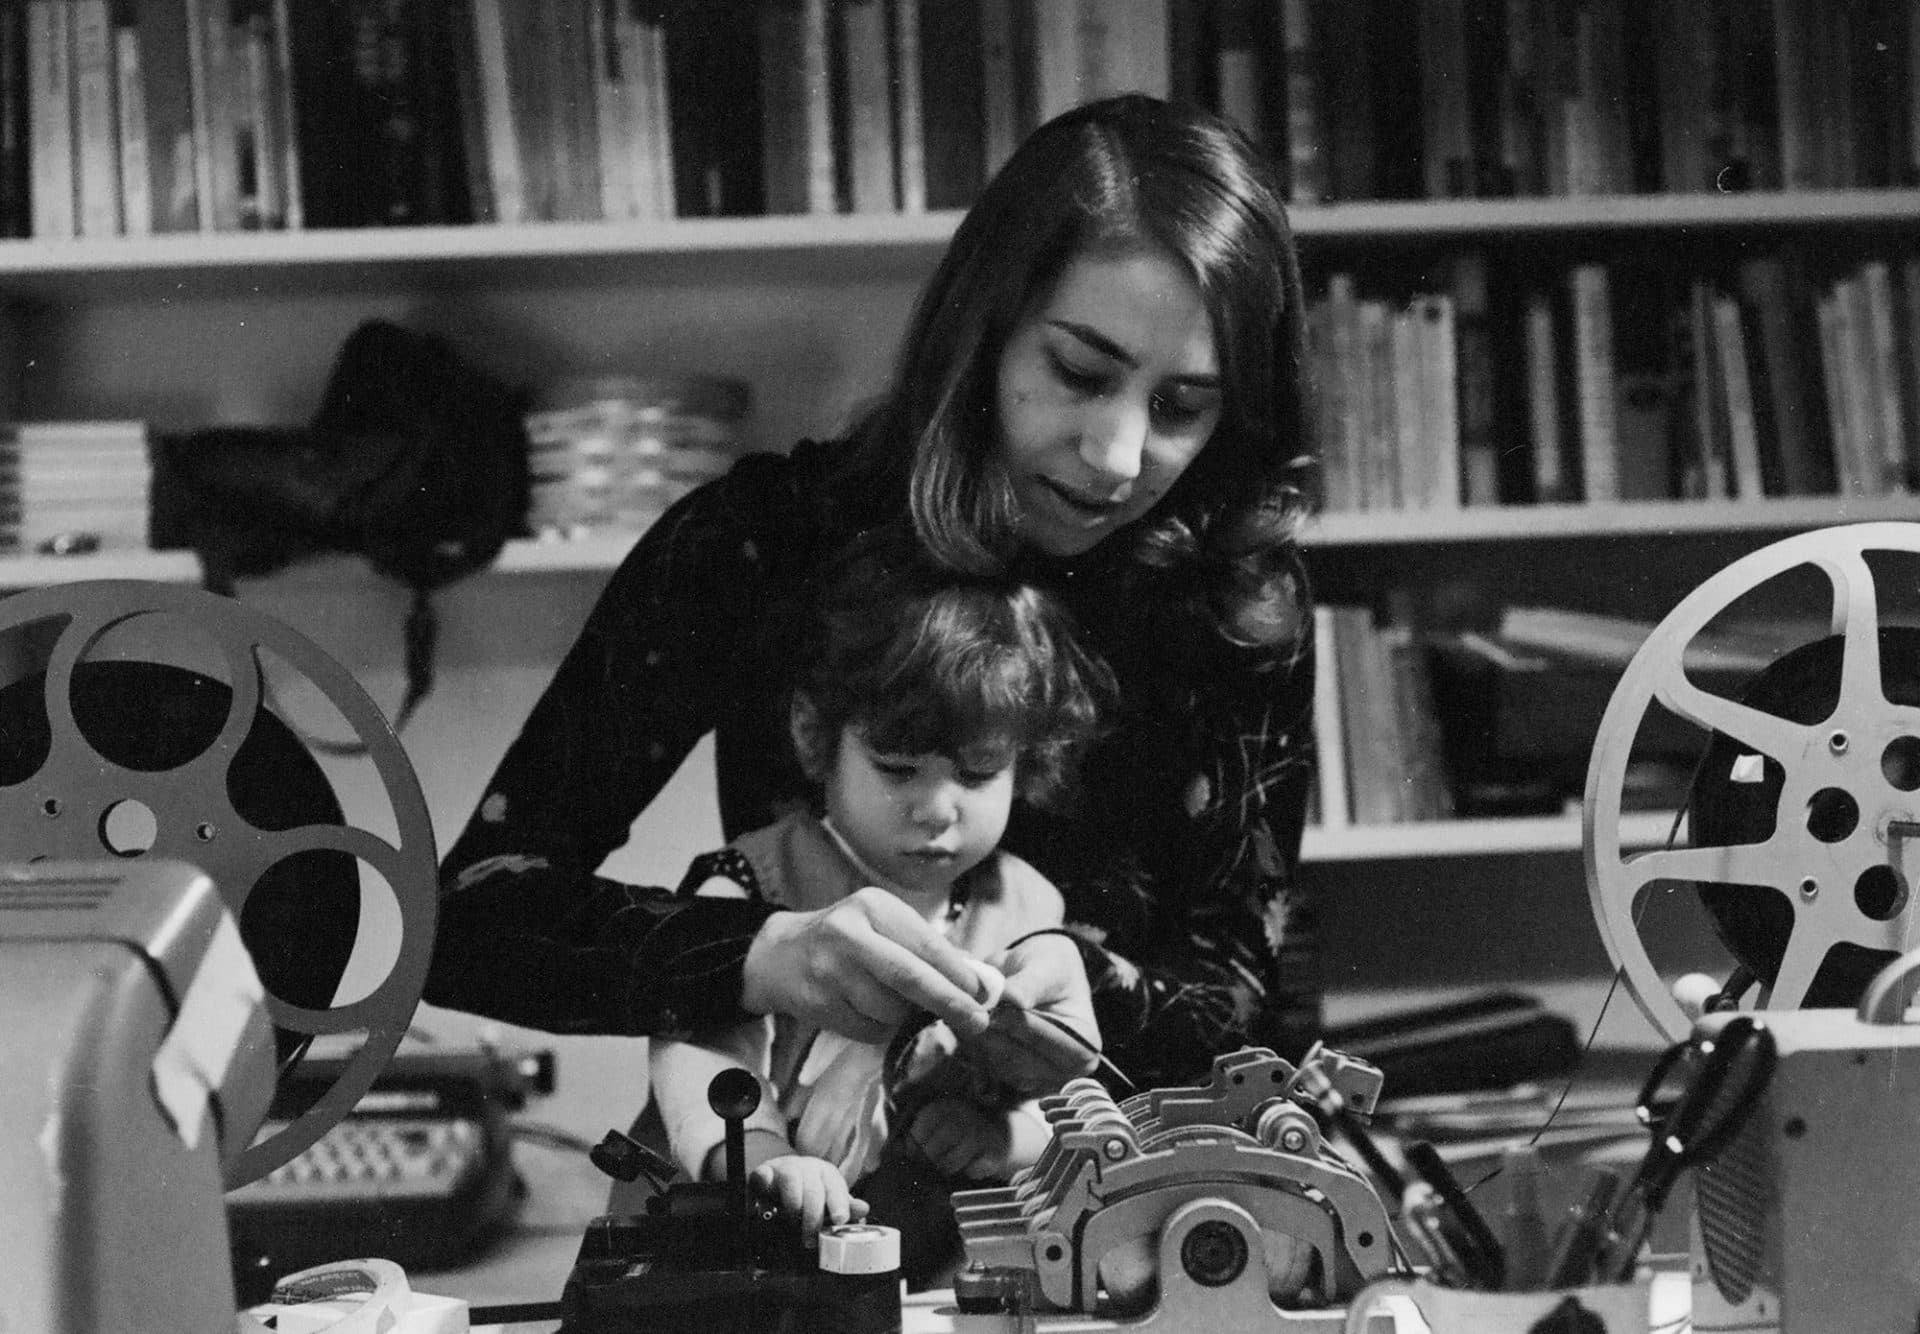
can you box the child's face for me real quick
[825,725,1016,899]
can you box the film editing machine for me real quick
[5,522,1920,1332]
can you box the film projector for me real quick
[0,579,439,1332]
[1583,520,1920,1334]
[5,520,1920,1334]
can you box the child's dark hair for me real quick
[791,529,1113,807]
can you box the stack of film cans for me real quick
[524,374,746,537]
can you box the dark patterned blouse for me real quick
[425,439,1322,1088]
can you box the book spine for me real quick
[267,0,297,227]
[468,0,522,222]
[1860,259,1910,490]
[1450,249,1497,505]
[837,0,895,212]
[916,0,982,210]
[638,7,671,217]
[977,0,1026,178]
[1278,0,1326,203]
[111,0,146,233]
[1569,262,1618,501]
[1420,291,1462,510]
[1212,0,1264,146]
[28,0,74,237]
[71,0,121,236]
[1814,285,1862,494]
[0,0,28,236]
[1389,303,1425,510]
[1523,287,1564,501]
[588,0,629,220]
[1309,604,1350,830]
[1711,293,1767,499]
[889,0,923,213]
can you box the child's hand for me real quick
[903,1095,1021,1181]
[749,1154,870,1242]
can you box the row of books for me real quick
[1311,603,1454,829]
[1230,0,1920,206]
[1312,600,1820,829]
[0,419,150,554]
[1535,252,1920,506]
[0,0,1182,236]
[1315,247,1920,513]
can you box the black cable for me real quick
[468,1300,568,1325]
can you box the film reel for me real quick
[1584,522,1920,1043]
[0,580,436,1185]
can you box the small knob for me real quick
[708,1067,761,1218]
[708,1067,762,1121]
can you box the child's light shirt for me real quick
[649,810,1061,1184]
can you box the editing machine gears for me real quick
[949,1046,1396,1331]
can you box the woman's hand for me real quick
[977,931,1102,1091]
[741,886,996,1042]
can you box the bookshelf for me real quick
[1,2,1914,1054]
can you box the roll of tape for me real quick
[818,1223,902,1276]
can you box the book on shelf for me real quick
[918,0,985,210]
[1710,292,1768,500]
[1308,272,1478,514]
[1208,0,1266,149]
[1448,249,1498,506]
[1328,604,1399,826]
[1275,0,1326,204]
[1309,603,1349,830]
[1521,285,1569,503]
[1322,603,1452,827]
[1568,262,1618,502]
[834,0,894,214]
[1028,0,1168,126]
[27,0,73,238]
[1736,253,1837,498]
[1418,0,1471,199]
[889,0,925,214]
[757,0,833,216]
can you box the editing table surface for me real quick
[408,1136,606,1330]
[412,1136,1689,1333]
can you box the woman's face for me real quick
[993,245,1224,558]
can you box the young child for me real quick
[648,528,1111,1275]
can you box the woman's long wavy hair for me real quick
[837,94,1318,651]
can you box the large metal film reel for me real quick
[1584,522,1920,1043]
[0,580,436,1185]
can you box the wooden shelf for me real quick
[0,548,202,588]
[0,186,1914,302]
[1305,494,1918,546]
[1303,809,1680,862]
[0,492,1895,590]
[0,531,658,591]
[1288,187,1920,239]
